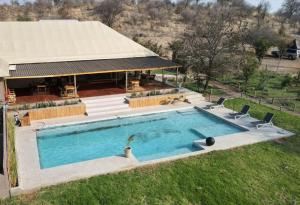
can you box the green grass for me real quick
[1,98,300,205]
[151,69,177,75]
[218,71,300,112]
[183,82,226,96]
[7,117,18,187]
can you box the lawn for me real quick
[219,71,300,112]
[1,98,299,205]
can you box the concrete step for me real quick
[81,94,130,116]
[85,100,127,108]
[80,93,127,101]
[81,96,127,104]
[86,104,129,113]
[87,108,131,117]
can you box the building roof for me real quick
[8,57,178,79]
[0,20,160,77]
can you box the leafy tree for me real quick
[281,74,292,89]
[240,55,259,92]
[256,69,271,91]
[246,27,276,62]
[182,4,243,91]
[254,38,273,62]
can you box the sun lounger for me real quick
[229,105,250,120]
[209,97,225,109]
[252,113,274,129]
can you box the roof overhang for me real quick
[7,57,179,79]
[0,58,9,77]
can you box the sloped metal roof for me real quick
[0,20,159,77]
[8,57,178,79]
[0,21,157,65]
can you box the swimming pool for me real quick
[37,108,247,169]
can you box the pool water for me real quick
[37,108,247,168]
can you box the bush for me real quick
[7,117,18,187]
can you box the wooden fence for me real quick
[21,104,86,126]
[127,93,186,108]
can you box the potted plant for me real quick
[124,135,135,158]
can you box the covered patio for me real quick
[5,57,179,105]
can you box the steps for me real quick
[81,94,131,117]
[185,92,205,105]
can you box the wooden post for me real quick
[125,72,128,92]
[162,69,164,84]
[4,79,7,94]
[176,67,178,87]
[0,78,6,104]
[74,75,77,97]
[115,72,118,86]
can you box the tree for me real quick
[240,55,259,92]
[246,27,276,62]
[182,4,243,91]
[169,40,189,84]
[140,40,165,57]
[278,0,300,23]
[94,0,124,27]
[57,0,72,19]
[281,74,292,89]
[255,0,270,28]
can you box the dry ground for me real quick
[262,57,300,74]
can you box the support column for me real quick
[73,75,77,97]
[115,72,118,86]
[176,67,179,87]
[0,78,6,104]
[125,72,128,92]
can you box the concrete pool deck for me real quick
[13,101,294,194]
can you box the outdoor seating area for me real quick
[7,73,174,105]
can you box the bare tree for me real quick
[256,0,270,28]
[182,4,243,91]
[279,0,300,21]
[57,0,73,19]
[33,0,52,19]
[94,0,124,27]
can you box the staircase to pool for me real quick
[81,94,131,117]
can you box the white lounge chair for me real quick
[229,105,250,120]
[252,113,274,129]
[209,97,226,109]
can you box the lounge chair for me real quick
[209,97,226,109]
[252,113,274,129]
[229,105,250,120]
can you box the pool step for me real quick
[185,92,205,104]
[81,94,131,117]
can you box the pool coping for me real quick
[13,102,295,194]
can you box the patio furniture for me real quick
[7,89,16,104]
[141,73,156,80]
[36,84,47,95]
[209,97,226,109]
[129,79,144,92]
[61,85,77,98]
[229,105,250,120]
[251,113,274,129]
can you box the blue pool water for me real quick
[37,108,247,168]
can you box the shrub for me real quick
[7,117,18,187]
